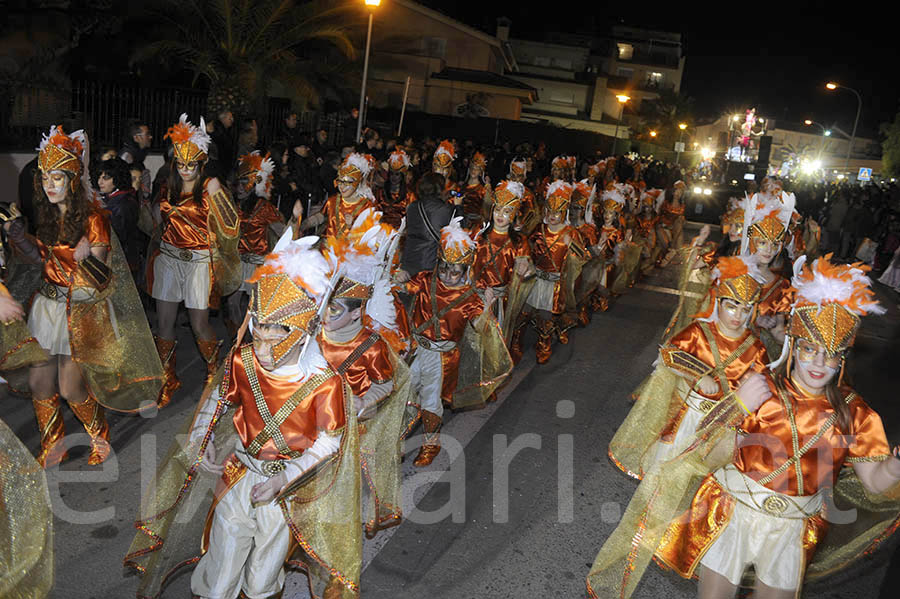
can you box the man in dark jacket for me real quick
[398,172,463,278]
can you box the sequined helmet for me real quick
[337,152,372,186]
[247,235,332,363]
[571,180,594,210]
[470,151,487,169]
[433,140,456,168]
[388,148,411,172]
[492,180,524,212]
[509,157,528,177]
[37,125,86,180]
[438,216,477,265]
[600,187,626,213]
[545,181,573,212]
[551,155,568,170]
[785,254,884,356]
[747,193,795,244]
[326,208,399,301]
[165,113,211,164]
[237,151,275,196]
[711,255,764,306]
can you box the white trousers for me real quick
[191,466,292,599]
[152,243,211,309]
[409,345,445,417]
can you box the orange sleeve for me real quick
[404,271,430,295]
[461,293,485,320]
[314,375,347,432]
[86,210,112,248]
[261,200,284,226]
[846,398,892,462]
[667,323,702,355]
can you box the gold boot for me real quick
[413,410,442,467]
[154,336,180,408]
[33,394,67,467]
[69,395,111,465]
[196,337,221,385]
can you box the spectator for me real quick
[357,127,380,155]
[94,158,142,277]
[209,108,236,179]
[311,127,331,159]
[280,111,303,150]
[236,118,259,160]
[119,119,152,165]
[399,172,462,277]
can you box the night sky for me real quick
[418,2,898,138]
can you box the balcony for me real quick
[615,49,680,69]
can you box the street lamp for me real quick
[824,81,862,171]
[804,119,831,161]
[649,130,657,138]
[675,122,687,165]
[611,94,630,156]
[355,0,382,144]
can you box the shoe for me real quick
[69,395,111,465]
[33,394,67,467]
[413,410,442,467]
[154,336,180,408]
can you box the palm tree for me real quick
[131,0,360,116]
[637,89,696,147]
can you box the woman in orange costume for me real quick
[657,179,687,263]
[320,153,378,240]
[460,151,492,227]
[150,114,239,407]
[377,148,416,230]
[432,140,460,200]
[588,256,900,599]
[4,126,162,466]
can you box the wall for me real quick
[422,86,521,120]
[508,74,589,117]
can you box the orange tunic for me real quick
[461,183,488,217]
[656,377,891,578]
[405,272,484,400]
[40,209,111,288]
[225,346,346,461]
[598,225,623,259]
[323,193,377,239]
[756,275,793,316]
[238,198,283,256]
[530,224,583,314]
[659,201,686,227]
[318,327,393,399]
[160,188,212,250]
[576,223,599,247]
[376,187,415,230]
[472,230,530,290]
[636,214,658,246]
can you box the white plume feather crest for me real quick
[366,278,398,334]
[440,216,476,253]
[333,208,400,287]
[266,236,331,300]
[791,256,885,316]
[251,151,276,196]
[178,113,211,154]
[37,125,87,160]
[502,180,525,199]
[344,152,372,176]
[602,188,626,206]
[751,195,792,230]
[434,143,456,161]
[547,180,572,198]
[710,254,766,286]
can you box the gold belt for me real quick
[160,242,209,263]
[39,280,67,302]
[413,334,457,352]
[236,449,287,478]
[535,269,560,282]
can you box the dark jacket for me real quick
[401,196,461,275]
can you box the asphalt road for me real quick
[2,223,898,599]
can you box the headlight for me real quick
[693,186,703,194]
[703,188,712,196]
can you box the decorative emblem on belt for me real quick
[699,399,715,413]
[262,460,286,477]
[762,494,789,515]
[179,249,194,261]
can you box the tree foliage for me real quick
[636,89,696,147]
[131,0,361,114]
[880,112,900,179]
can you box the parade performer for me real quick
[659,225,716,341]
[506,157,540,236]
[320,209,411,538]
[596,187,626,302]
[588,255,900,599]
[432,140,460,199]
[523,181,587,364]
[635,190,662,276]
[400,217,511,466]
[608,255,768,479]
[745,193,796,359]
[149,114,240,406]
[320,153,378,240]
[3,126,163,466]
[657,180,687,263]
[126,233,362,599]
[538,155,570,201]
[568,179,606,323]
[718,198,744,257]
[0,289,53,599]
[226,151,291,337]
[460,151,492,226]
[471,180,533,343]
[378,148,416,230]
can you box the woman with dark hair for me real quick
[2,126,162,466]
[588,256,900,599]
[95,158,141,276]
[149,114,239,407]
[377,148,416,229]
[397,171,462,280]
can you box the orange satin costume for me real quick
[318,328,393,399]
[160,191,212,250]
[472,230,530,290]
[224,347,346,462]
[576,223,600,247]
[529,224,583,314]
[375,187,415,230]
[636,214,658,247]
[238,198,283,256]
[655,378,892,578]
[405,272,484,400]
[658,201,686,228]
[461,183,488,218]
[40,208,111,287]
[323,194,377,239]
[756,276,793,317]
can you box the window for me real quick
[617,43,633,60]
[616,67,634,79]
[422,37,446,58]
[647,71,663,89]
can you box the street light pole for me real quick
[355,2,379,144]
[825,82,862,172]
[803,119,830,161]
[675,122,687,165]
[611,94,629,156]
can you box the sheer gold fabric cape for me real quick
[360,342,411,534]
[608,364,685,480]
[452,314,513,410]
[0,418,53,599]
[0,319,48,393]
[661,245,713,342]
[610,242,642,295]
[125,355,363,599]
[68,233,163,412]
[207,189,241,297]
[502,271,534,345]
